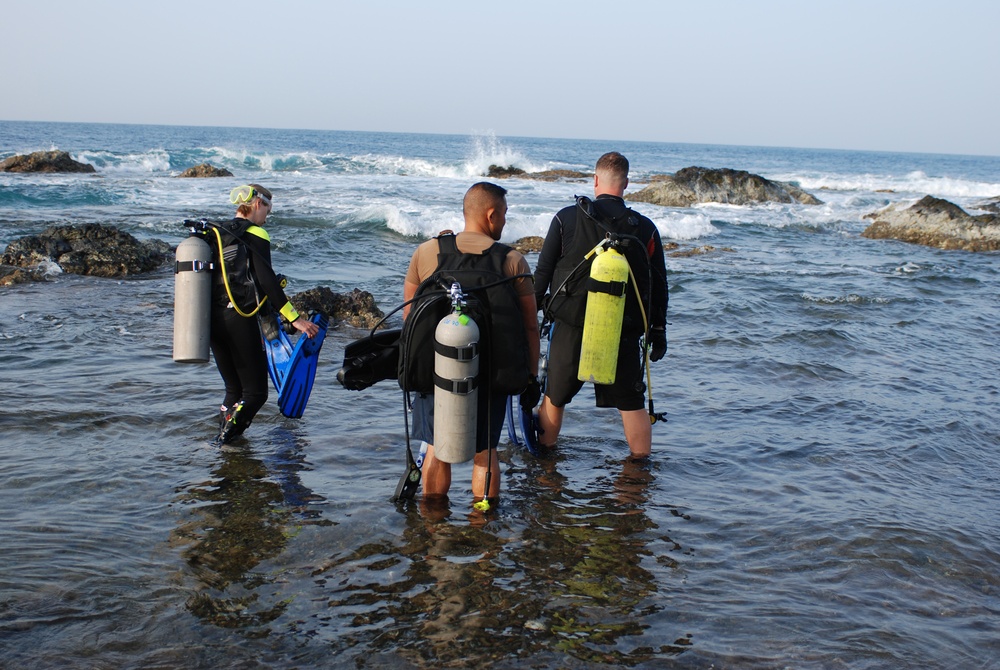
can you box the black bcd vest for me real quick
[209,218,260,311]
[398,234,531,396]
[546,196,651,332]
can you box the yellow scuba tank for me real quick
[578,245,629,384]
[172,233,213,363]
[432,285,480,464]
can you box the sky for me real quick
[2,0,998,156]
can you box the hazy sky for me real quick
[3,0,998,156]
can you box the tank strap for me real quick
[174,259,214,274]
[434,339,479,361]
[433,372,479,395]
[587,277,627,296]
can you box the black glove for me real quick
[649,329,667,362]
[519,376,541,412]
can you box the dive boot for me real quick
[216,401,248,445]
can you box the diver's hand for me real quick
[649,329,667,362]
[519,376,541,412]
[294,317,320,338]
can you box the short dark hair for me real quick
[464,182,508,216]
[595,152,629,180]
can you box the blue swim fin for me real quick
[263,319,295,394]
[276,313,328,419]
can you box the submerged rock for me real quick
[290,286,386,329]
[0,150,96,174]
[178,163,234,178]
[669,245,736,258]
[1,224,170,277]
[862,195,1000,252]
[626,166,822,207]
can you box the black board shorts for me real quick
[544,321,646,412]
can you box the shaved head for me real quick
[463,182,508,218]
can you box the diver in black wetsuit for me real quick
[209,184,319,443]
[533,153,669,459]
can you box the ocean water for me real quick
[1,121,998,669]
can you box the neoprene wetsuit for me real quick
[209,217,301,436]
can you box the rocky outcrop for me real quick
[290,286,385,329]
[487,165,526,178]
[626,166,822,207]
[511,236,544,254]
[178,163,233,178]
[0,150,96,173]
[487,165,591,182]
[862,195,1000,252]
[1,224,170,277]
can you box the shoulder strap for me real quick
[436,232,458,254]
[203,219,276,275]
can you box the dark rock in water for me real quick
[290,286,386,329]
[627,166,822,207]
[511,236,544,254]
[487,164,526,178]
[669,245,736,258]
[486,165,591,182]
[178,163,234,178]
[1,224,170,277]
[0,150,96,173]
[973,196,1000,213]
[522,169,591,182]
[862,195,1000,252]
[0,264,49,286]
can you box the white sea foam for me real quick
[75,149,172,174]
[464,130,546,177]
[787,171,1000,199]
[657,211,719,240]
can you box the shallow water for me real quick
[2,123,999,668]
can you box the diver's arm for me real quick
[403,280,419,321]
[519,291,540,377]
[648,226,669,328]
[533,215,563,306]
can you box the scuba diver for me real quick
[401,182,540,505]
[533,152,669,459]
[209,184,319,444]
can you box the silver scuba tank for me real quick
[172,234,213,363]
[432,284,480,464]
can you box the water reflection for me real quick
[310,444,690,666]
[172,434,327,629]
